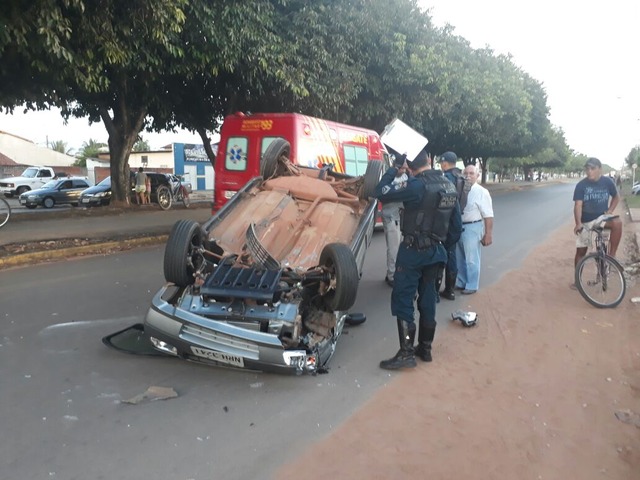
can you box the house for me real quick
[0,130,80,177]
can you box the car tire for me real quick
[319,243,359,311]
[16,187,29,196]
[43,197,55,209]
[360,160,384,200]
[157,185,172,210]
[260,138,290,179]
[164,219,205,287]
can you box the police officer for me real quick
[374,152,462,369]
[436,151,465,300]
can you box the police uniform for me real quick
[440,165,464,299]
[374,163,462,369]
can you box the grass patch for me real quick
[624,192,640,208]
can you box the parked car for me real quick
[19,177,91,208]
[79,172,172,206]
[632,182,640,195]
[105,139,383,374]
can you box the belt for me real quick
[402,235,440,250]
[463,219,482,225]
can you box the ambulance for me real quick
[213,112,389,210]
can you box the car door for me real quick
[56,180,89,205]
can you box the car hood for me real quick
[1,176,26,183]
[20,187,56,196]
[81,185,111,194]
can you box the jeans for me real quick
[391,243,447,324]
[382,202,402,280]
[455,221,484,291]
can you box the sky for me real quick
[1,0,639,168]
[420,0,640,169]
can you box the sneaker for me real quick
[461,289,477,295]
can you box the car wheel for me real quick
[319,243,359,311]
[164,220,205,287]
[43,197,55,209]
[25,205,37,209]
[157,185,172,210]
[360,160,384,200]
[260,138,290,179]
[16,187,29,196]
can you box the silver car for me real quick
[142,139,383,374]
[19,177,91,209]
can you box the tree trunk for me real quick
[197,126,217,169]
[479,157,489,185]
[101,105,147,207]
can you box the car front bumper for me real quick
[19,197,41,207]
[144,285,324,375]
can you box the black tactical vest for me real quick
[401,170,457,242]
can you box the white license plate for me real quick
[191,346,244,367]
[81,198,90,203]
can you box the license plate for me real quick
[81,198,89,203]
[19,199,26,205]
[191,346,244,367]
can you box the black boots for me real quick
[439,271,457,301]
[380,319,416,370]
[415,322,436,362]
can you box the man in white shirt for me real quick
[455,164,494,294]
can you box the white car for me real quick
[632,182,640,195]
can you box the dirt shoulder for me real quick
[277,219,640,479]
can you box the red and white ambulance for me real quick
[213,112,389,210]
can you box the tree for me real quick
[74,138,107,167]
[1,1,313,204]
[625,146,640,170]
[49,140,73,155]
[133,137,150,152]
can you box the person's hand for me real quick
[574,224,583,235]
[481,233,492,246]
[394,153,407,168]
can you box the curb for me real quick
[0,235,168,270]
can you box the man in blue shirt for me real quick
[573,157,622,267]
[375,153,462,369]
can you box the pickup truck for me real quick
[0,166,61,197]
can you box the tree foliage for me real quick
[49,140,72,155]
[1,0,573,193]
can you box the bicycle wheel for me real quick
[575,253,626,308]
[157,185,172,210]
[180,187,190,208]
[0,197,10,228]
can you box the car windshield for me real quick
[22,167,39,178]
[97,177,112,187]
[42,180,62,189]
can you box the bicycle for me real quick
[157,175,190,210]
[574,214,626,308]
[0,196,10,228]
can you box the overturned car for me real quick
[141,139,384,374]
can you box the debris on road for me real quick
[122,386,178,405]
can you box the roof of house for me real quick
[0,151,18,166]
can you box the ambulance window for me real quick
[343,146,369,176]
[260,137,283,159]
[225,137,248,171]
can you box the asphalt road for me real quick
[0,183,576,480]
